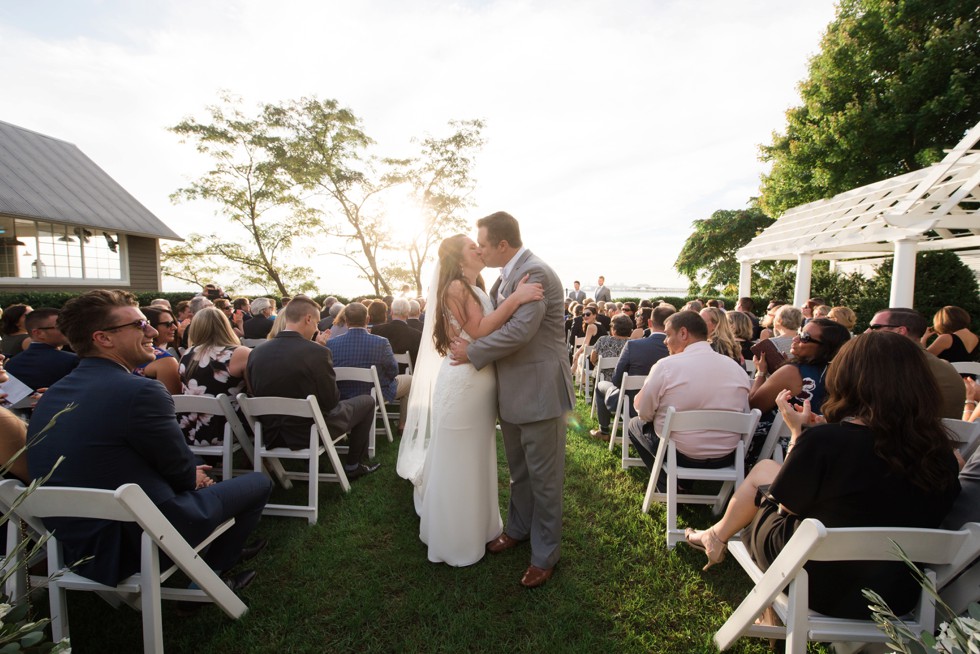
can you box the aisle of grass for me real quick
[61,401,829,652]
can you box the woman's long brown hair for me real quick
[820,330,955,492]
[432,235,485,356]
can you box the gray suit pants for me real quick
[501,415,567,569]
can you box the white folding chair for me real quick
[755,412,790,465]
[610,373,648,468]
[0,480,247,653]
[715,519,980,654]
[590,355,620,419]
[334,365,393,455]
[173,393,252,480]
[393,352,413,375]
[641,406,762,549]
[579,346,595,401]
[744,358,756,376]
[952,361,980,376]
[942,417,980,460]
[237,393,350,524]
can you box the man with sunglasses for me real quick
[26,290,272,592]
[4,307,77,390]
[868,307,964,418]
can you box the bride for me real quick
[396,234,543,566]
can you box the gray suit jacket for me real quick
[468,250,575,425]
[594,285,612,302]
[567,289,586,302]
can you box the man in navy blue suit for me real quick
[326,302,410,424]
[27,290,271,590]
[591,304,674,438]
[5,308,77,390]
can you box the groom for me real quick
[451,211,575,588]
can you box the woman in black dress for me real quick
[684,331,960,618]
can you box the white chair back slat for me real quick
[334,365,393,447]
[942,417,980,459]
[952,361,980,376]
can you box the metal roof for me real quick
[0,120,182,241]
[737,121,980,263]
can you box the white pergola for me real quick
[737,121,980,308]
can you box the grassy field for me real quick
[58,401,831,653]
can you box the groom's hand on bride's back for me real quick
[449,338,469,365]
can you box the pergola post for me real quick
[738,261,752,298]
[889,237,918,308]
[793,253,813,308]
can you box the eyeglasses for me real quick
[796,331,822,344]
[583,312,594,317]
[155,320,177,328]
[34,325,59,331]
[868,324,899,331]
[100,319,152,332]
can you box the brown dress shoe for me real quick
[589,429,610,441]
[520,565,554,588]
[486,532,523,554]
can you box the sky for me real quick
[0,0,839,297]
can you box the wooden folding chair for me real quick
[237,394,350,524]
[715,519,980,654]
[334,365,393,456]
[0,480,247,653]
[641,406,761,549]
[590,355,620,419]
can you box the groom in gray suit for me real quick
[450,211,575,588]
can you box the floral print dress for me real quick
[178,345,245,446]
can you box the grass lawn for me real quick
[59,400,831,653]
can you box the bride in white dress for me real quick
[396,235,543,566]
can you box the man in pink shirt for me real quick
[627,310,751,486]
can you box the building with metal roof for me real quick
[0,119,182,292]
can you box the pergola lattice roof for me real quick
[737,122,980,263]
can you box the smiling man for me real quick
[27,289,272,591]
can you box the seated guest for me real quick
[5,308,78,390]
[620,302,637,330]
[232,297,252,321]
[246,296,379,479]
[329,305,349,338]
[701,307,741,364]
[726,310,755,364]
[570,306,608,374]
[627,311,751,478]
[748,318,850,460]
[367,301,388,331]
[407,300,423,331]
[758,300,785,338]
[133,307,182,395]
[813,304,832,319]
[594,304,676,439]
[213,299,244,338]
[370,298,422,372]
[242,297,275,340]
[1,304,32,359]
[922,305,979,363]
[178,308,251,446]
[869,307,965,418]
[178,296,213,351]
[317,299,342,332]
[735,297,762,340]
[827,305,857,333]
[685,332,960,619]
[762,305,802,355]
[26,290,271,590]
[326,303,410,426]
[801,296,826,323]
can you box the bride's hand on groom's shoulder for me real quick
[513,274,544,303]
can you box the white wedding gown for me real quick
[418,286,503,566]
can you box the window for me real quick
[0,217,123,281]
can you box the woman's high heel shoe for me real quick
[683,527,728,571]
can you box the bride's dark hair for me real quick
[433,235,485,356]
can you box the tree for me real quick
[168,94,319,296]
[401,120,485,294]
[266,98,402,296]
[759,0,980,217]
[674,206,775,295]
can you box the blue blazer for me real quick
[4,342,78,390]
[611,332,669,388]
[27,357,207,586]
[326,328,399,401]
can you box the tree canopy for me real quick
[759,0,980,217]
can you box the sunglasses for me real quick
[868,324,899,331]
[583,312,594,317]
[101,319,152,332]
[155,320,177,328]
[796,330,822,344]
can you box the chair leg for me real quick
[47,540,69,642]
[140,535,164,653]
[308,448,319,526]
[785,573,810,654]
